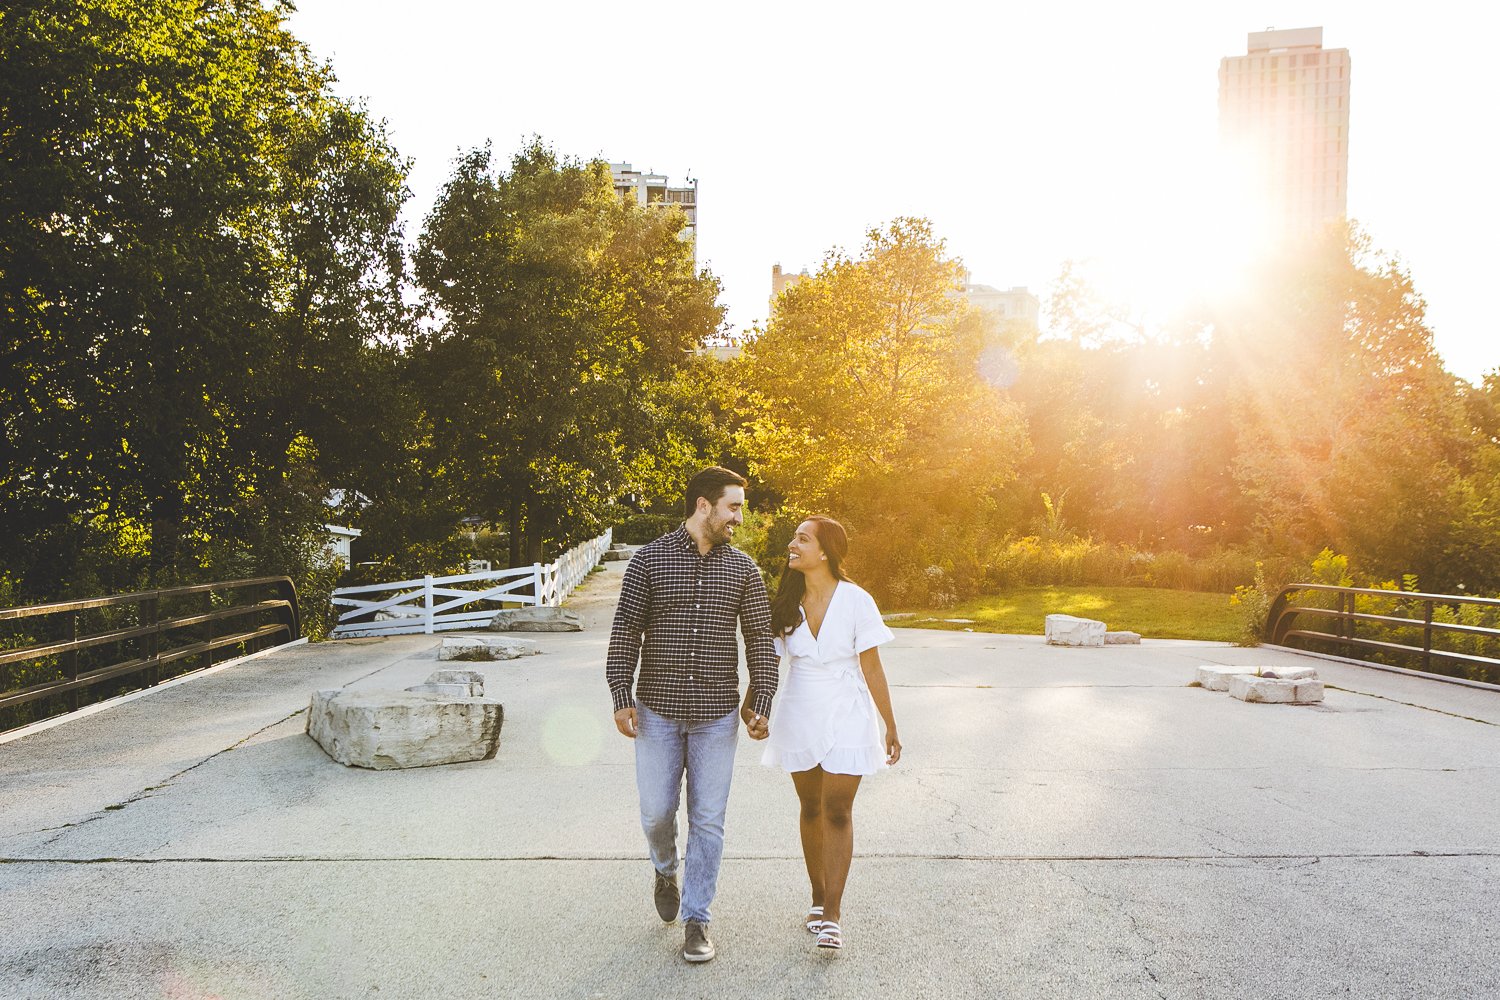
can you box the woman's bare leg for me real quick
[817,772,862,924]
[791,767,826,909]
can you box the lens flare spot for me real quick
[541,704,603,766]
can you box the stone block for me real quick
[1293,679,1325,702]
[307,689,504,769]
[602,549,633,562]
[1104,631,1142,644]
[439,635,539,661]
[406,682,474,697]
[1228,675,1324,704]
[1044,614,1106,647]
[1260,666,1319,681]
[1197,665,1320,692]
[1196,665,1255,691]
[428,669,487,690]
[488,607,585,632]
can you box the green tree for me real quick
[1217,225,1470,585]
[410,140,724,565]
[0,0,411,601]
[735,218,1029,601]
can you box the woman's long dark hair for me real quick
[770,515,851,637]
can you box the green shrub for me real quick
[613,513,681,545]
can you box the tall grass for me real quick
[979,537,1258,595]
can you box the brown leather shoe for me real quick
[682,921,715,963]
[653,872,680,923]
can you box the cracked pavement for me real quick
[2,562,1498,999]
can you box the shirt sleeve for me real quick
[853,588,896,653]
[605,553,652,712]
[739,563,779,718]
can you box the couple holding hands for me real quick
[606,467,902,963]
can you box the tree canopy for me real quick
[1,0,409,598]
[406,140,726,565]
[735,218,1029,600]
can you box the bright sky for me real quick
[287,0,1497,384]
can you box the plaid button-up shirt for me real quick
[606,524,778,722]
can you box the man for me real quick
[606,466,778,964]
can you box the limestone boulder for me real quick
[1196,665,1255,691]
[602,548,633,562]
[1228,675,1325,704]
[1260,666,1319,681]
[406,682,475,697]
[1196,665,1320,691]
[439,635,539,661]
[1045,614,1106,647]
[407,668,486,698]
[1104,631,1142,644]
[488,607,584,632]
[429,668,488,689]
[307,689,504,769]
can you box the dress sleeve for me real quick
[853,588,896,653]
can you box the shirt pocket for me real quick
[653,567,698,613]
[700,564,741,611]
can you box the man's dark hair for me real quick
[685,466,748,517]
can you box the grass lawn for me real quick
[894,585,1244,643]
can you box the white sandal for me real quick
[816,921,842,950]
[805,906,825,933]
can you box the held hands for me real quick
[740,703,769,741]
[613,707,637,739]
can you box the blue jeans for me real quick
[635,702,740,924]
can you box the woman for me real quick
[743,515,901,951]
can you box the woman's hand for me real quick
[885,728,902,765]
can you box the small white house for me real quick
[324,524,362,569]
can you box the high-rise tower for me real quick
[1219,27,1350,240]
[609,163,698,251]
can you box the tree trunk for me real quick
[508,505,521,568]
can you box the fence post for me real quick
[423,575,434,634]
[1423,602,1433,673]
[66,609,79,711]
[532,563,545,606]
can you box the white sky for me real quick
[287,0,1498,384]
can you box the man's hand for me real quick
[614,706,637,738]
[744,713,769,741]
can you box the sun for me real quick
[1082,147,1276,333]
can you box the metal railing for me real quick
[1265,583,1500,684]
[0,577,300,723]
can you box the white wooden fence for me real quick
[330,529,613,639]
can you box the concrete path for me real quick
[2,563,1497,999]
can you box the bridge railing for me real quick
[1265,583,1500,686]
[0,577,301,726]
[330,529,611,638]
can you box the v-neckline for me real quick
[801,581,840,643]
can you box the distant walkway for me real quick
[1,562,1497,998]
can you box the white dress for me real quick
[761,581,896,776]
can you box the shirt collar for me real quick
[670,522,722,557]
